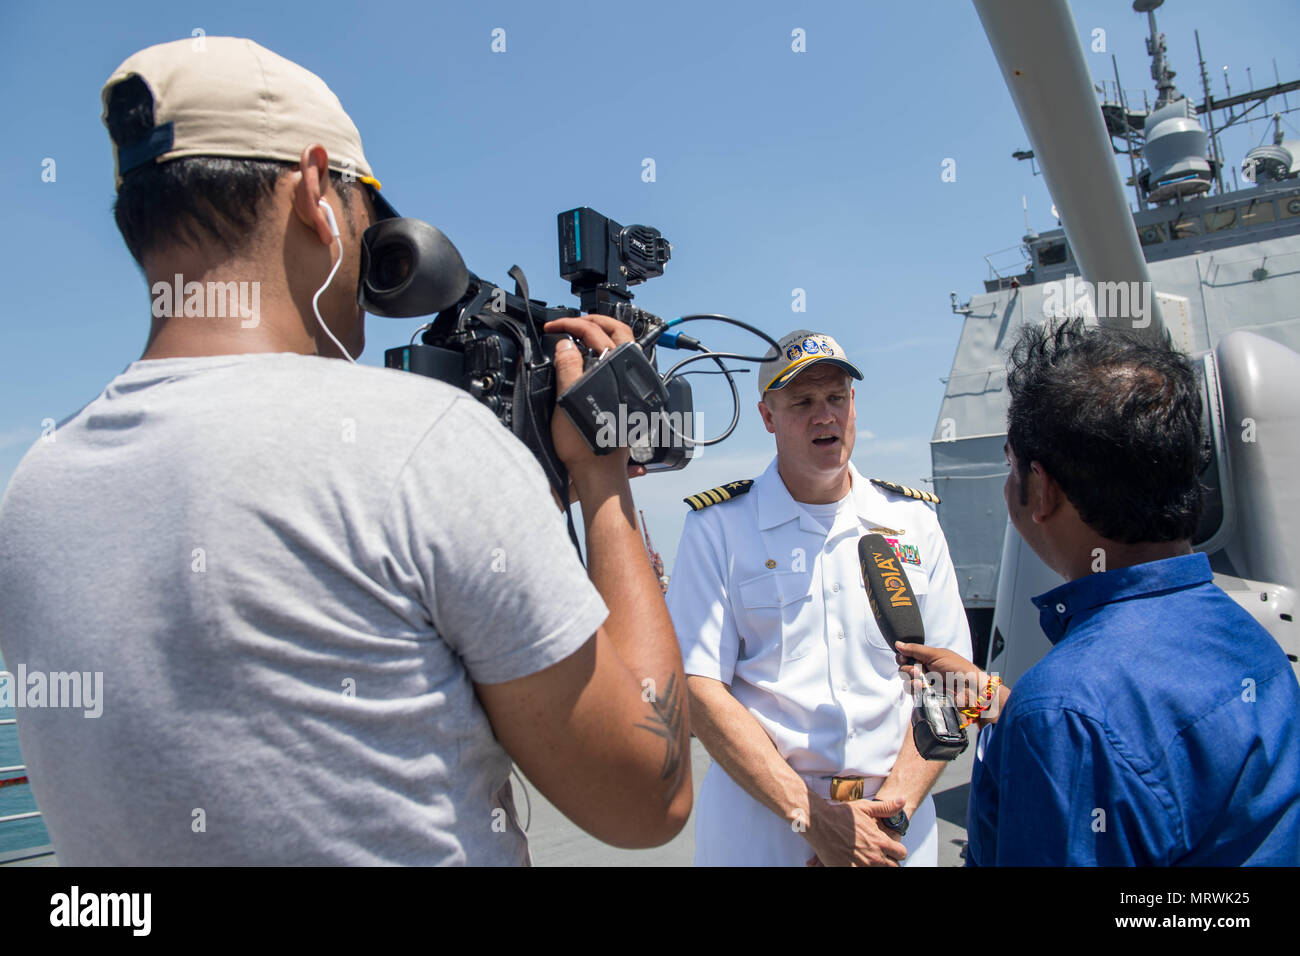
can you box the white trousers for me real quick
[693,762,939,866]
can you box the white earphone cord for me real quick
[312,204,357,364]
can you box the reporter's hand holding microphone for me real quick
[895,643,1011,729]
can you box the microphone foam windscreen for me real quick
[858,533,925,651]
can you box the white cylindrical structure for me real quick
[973,0,1165,337]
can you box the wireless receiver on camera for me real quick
[558,207,670,329]
[859,533,968,761]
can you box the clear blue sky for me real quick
[1,0,1295,572]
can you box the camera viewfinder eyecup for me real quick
[359,218,470,318]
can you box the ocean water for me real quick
[0,650,53,856]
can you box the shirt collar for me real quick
[1030,552,1213,644]
[753,458,896,536]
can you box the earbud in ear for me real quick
[318,199,340,239]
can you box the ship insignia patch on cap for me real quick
[870,478,940,504]
[684,479,754,511]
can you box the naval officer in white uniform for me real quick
[667,330,972,866]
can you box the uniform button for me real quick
[832,582,841,593]
[840,681,848,691]
[837,629,845,640]
[849,729,857,738]
[1055,603,1066,614]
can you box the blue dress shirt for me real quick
[968,553,1300,865]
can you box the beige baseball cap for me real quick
[758,329,863,396]
[101,36,398,219]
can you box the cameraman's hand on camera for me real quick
[545,314,639,484]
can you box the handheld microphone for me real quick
[859,533,968,761]
[858,534,924,659]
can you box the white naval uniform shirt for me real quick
[667,457,972,865]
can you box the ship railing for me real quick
[984,246,1033,289]
[0,717,54,863]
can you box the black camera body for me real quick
[362,208,694,497]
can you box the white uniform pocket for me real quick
[737,571,814,662]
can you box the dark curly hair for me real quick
[1005,318,1205,543]
[104,74,354,266]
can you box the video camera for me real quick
[358,207,695,500]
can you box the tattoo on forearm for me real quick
[637,672,685,781]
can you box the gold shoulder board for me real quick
[869,478,940,504]
[683,479,755,512]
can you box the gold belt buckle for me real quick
[829,776,865,802]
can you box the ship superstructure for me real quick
[933,0,1300,669]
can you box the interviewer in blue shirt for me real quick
[899,319,1300,866]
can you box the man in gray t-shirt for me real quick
[0,38,690,864]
